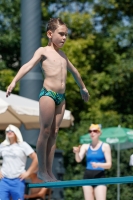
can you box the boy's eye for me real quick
[59,32,68,37]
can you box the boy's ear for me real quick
[47,30,53,38]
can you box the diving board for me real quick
[28,176,133,188]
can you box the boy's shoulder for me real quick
[37,46,56,53]
[35,47,48,57]
[37,47,46,52]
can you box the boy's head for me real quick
[47,18,68,48]
[47,18,67,32]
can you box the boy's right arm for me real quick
[6,47,44,97]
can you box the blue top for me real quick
[86,143,106,170]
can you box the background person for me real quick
[129,154,133,166]
[24,170,51,200]
[0,124,38,200]
[73,124,112,200]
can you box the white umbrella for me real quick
[0,90,74,130]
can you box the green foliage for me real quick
[0,0,21,70]
[0,69,19,92]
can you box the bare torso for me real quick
[41,46,67,94]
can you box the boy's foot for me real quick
[48,172,59,182]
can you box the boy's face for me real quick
[47,25,68,48]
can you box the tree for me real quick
[0,0,21,70]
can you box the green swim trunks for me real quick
[39,87,65,105]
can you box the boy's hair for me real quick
[46,18,67,32]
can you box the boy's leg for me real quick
[46,100,65,180]
[37,96,56,182]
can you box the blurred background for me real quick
[0,0,133,199]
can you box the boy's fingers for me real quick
[6,87,12,97]
[6,92,10,97]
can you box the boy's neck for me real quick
[47,43,59,52]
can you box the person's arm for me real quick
[24,188,49,199]
[24,193,42,199]
[19,152,38,180]
[0,146,4,179]
[91,143,112,169]
[73,144,89,163]
[6,47,44,97]
[67,59,90,102]
[0,171,4,179]
[27,152,38,175]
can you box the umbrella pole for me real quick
[117,143,120,200]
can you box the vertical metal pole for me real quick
[20,0,43,100]
[20,0,42,156]
[20,0,41,169]
[117,143,120,200]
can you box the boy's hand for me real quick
[6,81,16,97]
[80,88,90,102]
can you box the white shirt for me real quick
[0,142,34,179]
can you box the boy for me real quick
[6,18,90,182]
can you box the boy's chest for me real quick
[42,52,67,67]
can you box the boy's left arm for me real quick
[67,59,90,102]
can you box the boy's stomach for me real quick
[43,78,66,94]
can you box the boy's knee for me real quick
[40,126,51,139]
[41,125,51,133]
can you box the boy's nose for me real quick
[63,35,66,39]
